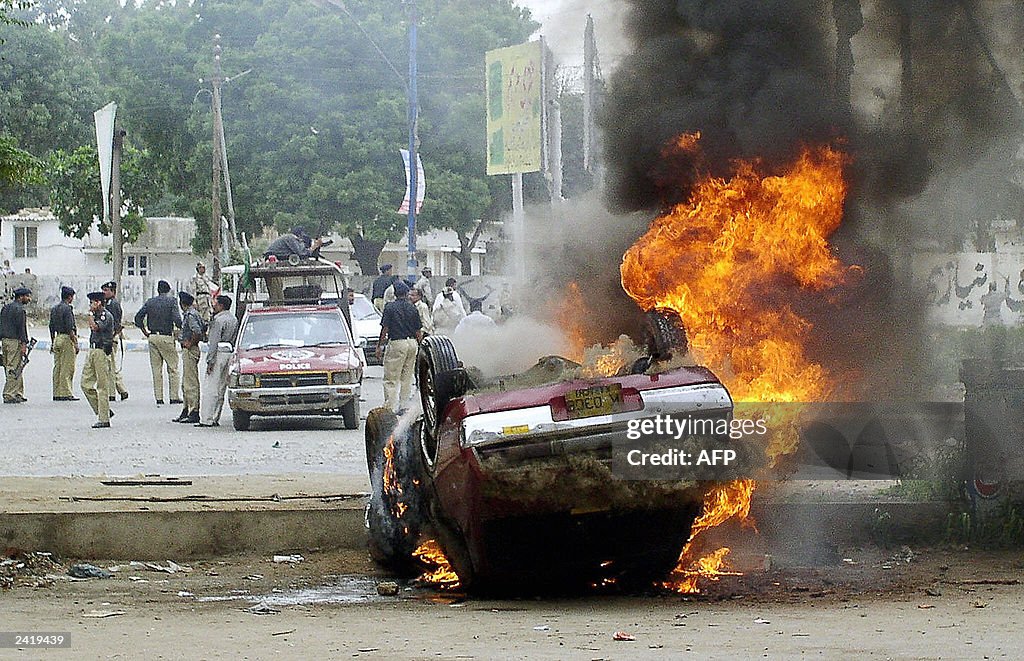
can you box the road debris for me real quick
[612,631,636,641]
[533,625,550,632]
[130,560,191,574]
[754,617,771,624]
[376,581,399,596]
[272,630,296,637]
[1,550,63,589]
[272,554,304,564]
[246,601,281,615]
[68,564,113,579]
[83,610,126,618]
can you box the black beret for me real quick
[101,281,117,291]
[87,291,105,302]
[61,286,75,298]
[157,280,171,293]
[178,291,195,305]
[12,287,30,297]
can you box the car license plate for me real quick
[565,384,623,419]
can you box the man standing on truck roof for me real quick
[377,280,422,412]
[134,280,183,405]
[263,227,325,261]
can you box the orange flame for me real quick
[621,135,850,593]
[413,539,461,590]
[382,435,408,522]
[558,281,588,362]
[662,480,755,594]
[621,135,849,406]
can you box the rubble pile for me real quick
[1,548,63,589]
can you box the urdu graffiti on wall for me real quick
[917,254,1024,326]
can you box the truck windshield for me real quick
[240,312,350,350]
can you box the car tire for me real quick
[645,308,688,359]
[364,407,424,573]
[232,410,251,431]
[341,397,359,430]
[417,336,469,463]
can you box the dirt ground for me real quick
[2,543,1022,660]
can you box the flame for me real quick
[663,479,755,594]
[413,539,461,590]
[557,281,589,362]
[621,135,848,408]
[621,135,850,593]
[382,435,408,522]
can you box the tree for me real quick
[46,144,161,245]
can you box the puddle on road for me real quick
[196,575,391,606]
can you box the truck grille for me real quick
[259,372,330,388]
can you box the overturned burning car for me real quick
[365,311,741,593]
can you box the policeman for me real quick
[189,262,214,323]
[49,286,79,401]
[175,291,205,424]
[196,295,238,427]
[377,280,422,411]
[371,264,397,312]
[134,280,183,405]
[0,286,32,403]
[82,291,114,428]
[101,281,129,401]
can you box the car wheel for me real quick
[364,407,424,573]
[416,336,464,465]
[232,410,251,431]
[644,308,688,359]
[341,397,359,430]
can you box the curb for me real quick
[0,499,951,561]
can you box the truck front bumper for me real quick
[228,383,360,415]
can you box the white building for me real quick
[0,208,205,312]
[317,224,505,277]
[0,208,201,280]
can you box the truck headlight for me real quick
[238,373,257,387]
[331,370,356,385]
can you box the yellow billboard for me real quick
[486,41,543,175]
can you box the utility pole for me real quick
[406,0,419,279]
[583,14,596,175]
[211,34,224,281]
[217,86,237,254]
[110,126,126,289]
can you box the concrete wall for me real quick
[914,250,1024,326]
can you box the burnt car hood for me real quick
[235,346,358,373]
[458,365,722,417]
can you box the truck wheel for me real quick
[644,308,688,359]
[232,410,251,431]
[417,336,464,465]
[341,398,359,430]
[365,407,424,573]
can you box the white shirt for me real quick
[432,293,466,331]
[453,311,496,338]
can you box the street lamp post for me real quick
[406,0,419,279]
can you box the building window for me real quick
[126,255,149,276]
[14,226,37,258]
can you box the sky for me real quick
[515,0,629,69]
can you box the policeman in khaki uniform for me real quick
[81,291,114,428]
[101,281,129,401]
[174,291,204,424]
[134,280,183,405]
[49,286,79,401]
[0,286,32,404]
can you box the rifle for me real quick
[310,219,334,259]
[13,338,37,378]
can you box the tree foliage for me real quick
[47,144,160,243]
[2,0,542,270]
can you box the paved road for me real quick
[0,351,388,477]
